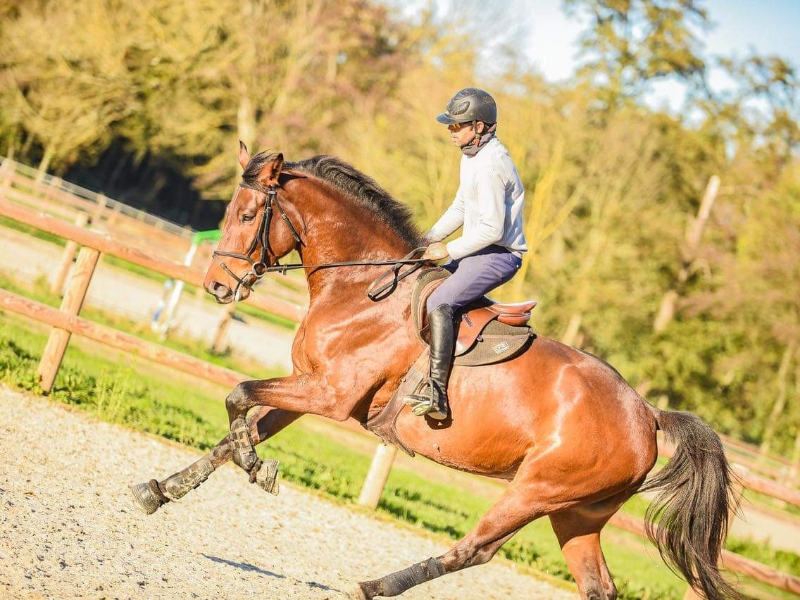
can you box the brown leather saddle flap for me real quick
[363,353,429,457]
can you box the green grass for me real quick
[0,304,798,599]
[0,315,230,448]
[0,214,66,247]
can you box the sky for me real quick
[526,0,800,109]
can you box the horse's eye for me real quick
[242,213,256,223]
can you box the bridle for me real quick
[212,180,429,302]
[212,181,301,302]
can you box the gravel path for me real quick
[0,386,577,600]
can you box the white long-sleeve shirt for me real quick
[427,137,527,260]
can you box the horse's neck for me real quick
[286,178,418,306]
[294,190,415,302]
[301,242,415,304]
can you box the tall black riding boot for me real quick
[404,304,455,420]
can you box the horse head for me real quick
[204,142,302,303]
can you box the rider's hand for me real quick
[422,242,449,262]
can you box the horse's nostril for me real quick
[206,280,230,298]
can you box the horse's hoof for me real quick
[342,582,370,600]
[130,481,164,515]
[254,458,280,495]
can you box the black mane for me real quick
[243,152,422,247]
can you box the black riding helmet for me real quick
[436,87,497,125]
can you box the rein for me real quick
[212,182,429,302]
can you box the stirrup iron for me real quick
[403,383,448,420]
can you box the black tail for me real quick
[640,409,743,600]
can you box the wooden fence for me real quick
[0,198,306,324]
[1,181,799,597]
[721,432,800,485]
[0,157,193,263]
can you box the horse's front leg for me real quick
[225,372,355,478]
[131,406,302,514]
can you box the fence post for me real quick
[107,200,122,227]
[45,176,61,203]
[357,443,398,509]
[0,158,13,199]
[211,303,236,354]
[38,246,100,393]
[91,193,107,227]
[154,241,199,340]
[50,213,89,295]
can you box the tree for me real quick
[565,0,710,107]
[695,54,800,185]
[0,0,135,174]
[707,166,800,451]
[134,0,414,199]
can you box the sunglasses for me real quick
[447,121,473,132]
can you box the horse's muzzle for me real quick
[206,280,235,304]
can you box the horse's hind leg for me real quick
[549,500,628,600]
[130,407,301,514]
[355,461,559,598]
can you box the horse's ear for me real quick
[258,152,284,186]
[238,141,249,171]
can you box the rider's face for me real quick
[447,121,482,147]
[447,122,475,148]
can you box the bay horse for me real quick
[131,143,742,600]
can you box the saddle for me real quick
[411,267,536,366]
[363,268,537,455]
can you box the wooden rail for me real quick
[657,438,800,510]
[734,465,800,509]
[0,289,246,389]
[695,430,798,485]
[0,197,306,322]
[1,157,192,235]
[0,157,308,301]
[1,168,192,263]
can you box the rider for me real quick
[404,87,527,420]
